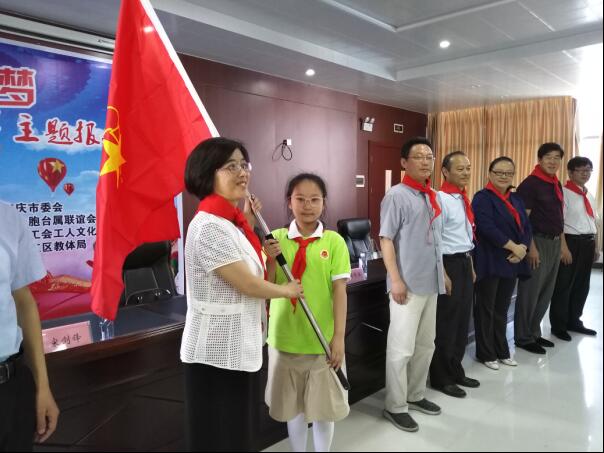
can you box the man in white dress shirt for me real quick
[429,151,480,398]
[1,201,59,450]
[550,157,599,340]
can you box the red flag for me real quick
[91,0,217,320]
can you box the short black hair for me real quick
[184,137,249,200]
[442,151,467,171]
[401,137,433,159]
[488,156,515,172]
[567,156,593,172]
[286,173,327,199]
[537,142,564,159]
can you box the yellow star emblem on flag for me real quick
[100,106,126,184]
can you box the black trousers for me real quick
[430,254,474,388]
[0,355,36,452]
[474,277,517,362]
[550,234,596,332]
[184,362,256,452]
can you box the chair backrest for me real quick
[337,218,372,264]
[119,241,176,306]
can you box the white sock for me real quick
[287,413,309,452]
[312,421,334,452]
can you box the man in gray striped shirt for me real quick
[380,137,449,433]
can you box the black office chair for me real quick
[119,241,177,306]
[337,218,372,265]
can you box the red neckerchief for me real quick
[531,164,563,206]
[289,237,319,311]
[402,175,441,224]
[197,194,266,278]
[486,182,523,232]
[440,181,475,237]
[564,180,594,218]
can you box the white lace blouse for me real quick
[180,212,266,372]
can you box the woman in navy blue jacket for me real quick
[472,157,532,370]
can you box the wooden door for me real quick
[368,142,402,241]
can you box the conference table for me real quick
[38,259,389,451]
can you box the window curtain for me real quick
[485,97,578,186]
[428,106,485,194]
[428,96,578,197]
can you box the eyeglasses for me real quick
[572,168,592,174]
[408,155,435,162]
[491,170,515,178]
[291,196,324,207]
[218,161,252,174]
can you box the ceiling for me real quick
[0,0,602,113]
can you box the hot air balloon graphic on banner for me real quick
[63,182,75,196]
[37,158,67,192]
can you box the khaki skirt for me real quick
[265,346,350,423]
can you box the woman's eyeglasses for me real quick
[219,162,252,174]
[490,170,515,178]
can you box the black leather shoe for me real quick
[436,384,466,398]
[535,337,555,347]
[568,326,597,336]
[552,330,571,341]
[516,342,546,354]
[456,376,480,388]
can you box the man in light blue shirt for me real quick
[429,151,480,399]
[1,201,59,450]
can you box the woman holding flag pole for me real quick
[181,137,303,452]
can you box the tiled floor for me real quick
[264,270,603,452]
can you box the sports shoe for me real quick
[407,398,441,415]
[499,358,518,367]
[383,410,419,432]
[483,360,499,370]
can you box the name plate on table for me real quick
[42,321,93,353]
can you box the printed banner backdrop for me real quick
[0,37,111,320]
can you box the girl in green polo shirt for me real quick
[264,173,351,452]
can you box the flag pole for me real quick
[249,196,351,391]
